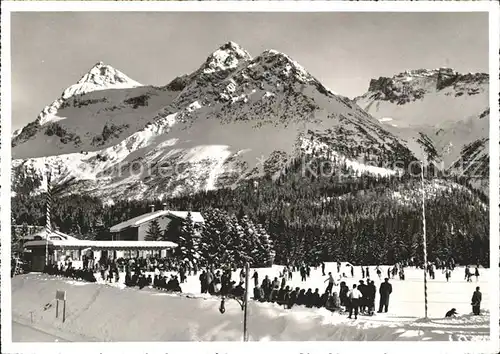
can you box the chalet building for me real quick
[109,206,204,244]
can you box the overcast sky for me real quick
[11,12,489,131]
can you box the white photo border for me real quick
[1,1,499,353]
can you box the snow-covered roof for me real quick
[23,239,177,251]
[109,210,204,233]
[110,210,169,233]
[167,211,204,224]
[24,229,80,242]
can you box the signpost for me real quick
[55,290,67,323]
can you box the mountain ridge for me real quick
[12,42,487,200]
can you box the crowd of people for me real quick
[43,262,97,283]
[32,255,483,319]
[193,262,395,320]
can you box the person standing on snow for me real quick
[471,286,482,315]
[262,275,272,301]
[348,284,362,320]
[367,280,377,315]
[378,278,392,313]
[474,266,480,282]
[358,280,367,314]
[199,270,206,293]
[252,270,259,287]
[280,275,286,289]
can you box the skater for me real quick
[445,268,451,282]
[324,272,336,294]
[300,266,307,282]
[471,286,482,315]
[399,267,405,280]
[362,267,365,279]
[465,266,471,282]
[366,267,370,279]
[321,262,326,276]
[378,278,392,313]
[376,266,382,280]
[474,266,480,282]
[337,262,341,274]
[348,284,362,320]
[351,265,354,278]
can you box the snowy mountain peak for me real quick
[202,41,252,74]
[62,62,142,99]
[29,62,144,126]
[249,49,315,85]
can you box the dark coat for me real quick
[380,282,392,297]
[471,290,482,305]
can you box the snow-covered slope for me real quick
[354,68,489,187]
[12,42,418,200]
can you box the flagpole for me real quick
[45,164,52,266]
[421,161,428,319]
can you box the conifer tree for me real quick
[145,219,162,241]
[177,212,200,263]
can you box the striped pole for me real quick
[421,161,428,319]
[243,262,250,342]
[45,164,52,266]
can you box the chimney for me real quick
[150,204,155,213]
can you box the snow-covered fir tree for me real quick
[145,219,162,241]
[177,212,201,263]
[199,209,229,267]
[255,223,275,267]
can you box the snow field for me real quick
[11,264,489,341]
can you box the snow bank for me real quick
[11,265,490,342]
